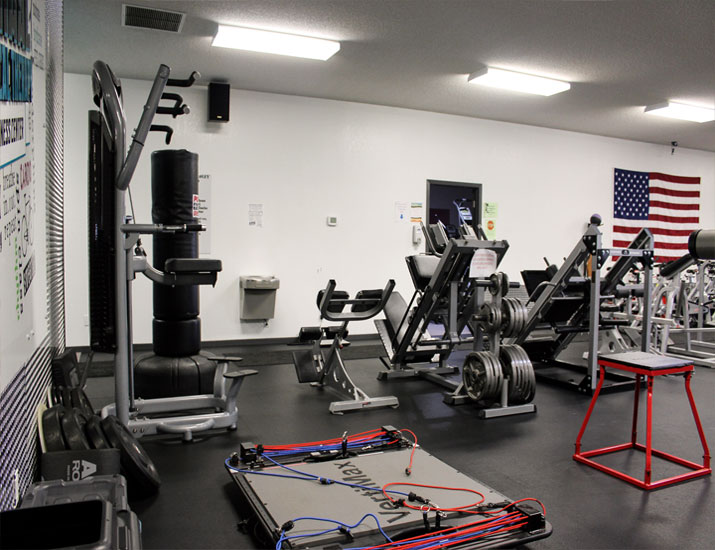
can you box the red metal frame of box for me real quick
[573,358,711,490]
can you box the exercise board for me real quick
[227,446,552,549]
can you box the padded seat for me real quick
[599,351,692,371]
[164,258,222,273]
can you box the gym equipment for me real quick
[573,352,711,489]
[39,402,156,495]
[101,415,162,498]
[89,60,256,440]
[41,406,68,452]
[225,427,552,549]
[511,215,654,394]
[293,280,399,414]
[613,230,715,368]
[61,408,91,451]
[85,415,111,450]
[376,225,536,417]
[1,475,142,549]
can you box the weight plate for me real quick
[85,415,110,450]
[499,345,536,404]
[512,344,536,403]
[70,388,95,417]
[61,408,91,451]
[501,298,528,337]
[488,273,500,295]
[462,351,502,404]
[101,415,161,498]
[42,406,68,452]
[477,303,502,333]
[501,272,510,297]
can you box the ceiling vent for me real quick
[122,4,185,33]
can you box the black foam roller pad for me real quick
[151,149,198,224]
[688,229,715,261]
[134,352,217,398]
[152,318,201,357]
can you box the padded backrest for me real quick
[383,292,409,342]
[406,255,441,291]
[352,289,383,313]
[316,289,349,313]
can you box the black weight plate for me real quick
[70,387,95,417]
[61,408,91,451]
[42,406,67,452]
[84,415,110,450]
[101,415,161,498]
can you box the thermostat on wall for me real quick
[326,216,338,226]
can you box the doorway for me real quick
[426,179,482,240]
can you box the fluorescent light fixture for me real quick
[212,24,340,60]
[644,101,715,123]
[467,66,570,96]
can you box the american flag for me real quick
[613,168,700,262]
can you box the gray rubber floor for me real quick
[85,348,715,550]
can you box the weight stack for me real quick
[151,149,200,357]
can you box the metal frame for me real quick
[294,280,399,414]
[511,222,654,393]
[573,359,711,490]
[93,61,255,440]
[376,236,536,417]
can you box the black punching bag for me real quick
[151,150,200,357]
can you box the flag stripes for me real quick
[613,168,700,261]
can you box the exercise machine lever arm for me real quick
[116,64,171,190]
[121,223,205,235]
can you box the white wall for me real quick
[63,72,715,347]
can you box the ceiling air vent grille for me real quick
[122,4,185,33]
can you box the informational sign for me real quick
[1,34,38,387]
[482,202,498,239]
[394,201,408,223]
[197,174,211,254]
[248,203,263,227]
[469,249,497,279]
[410,202,423,223]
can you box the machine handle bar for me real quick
[319,279,395,322]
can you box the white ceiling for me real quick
[65,0,715,152]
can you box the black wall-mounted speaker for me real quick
[208,82,230,122]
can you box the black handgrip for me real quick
[156,105,190,117]
[158,92,190,118]
[150,125,173,144]
[185,224,205,232]
[167,70,200,87]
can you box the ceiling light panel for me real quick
[468,67,570,96]
[212,25,340,61]
[644,101,715,123]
